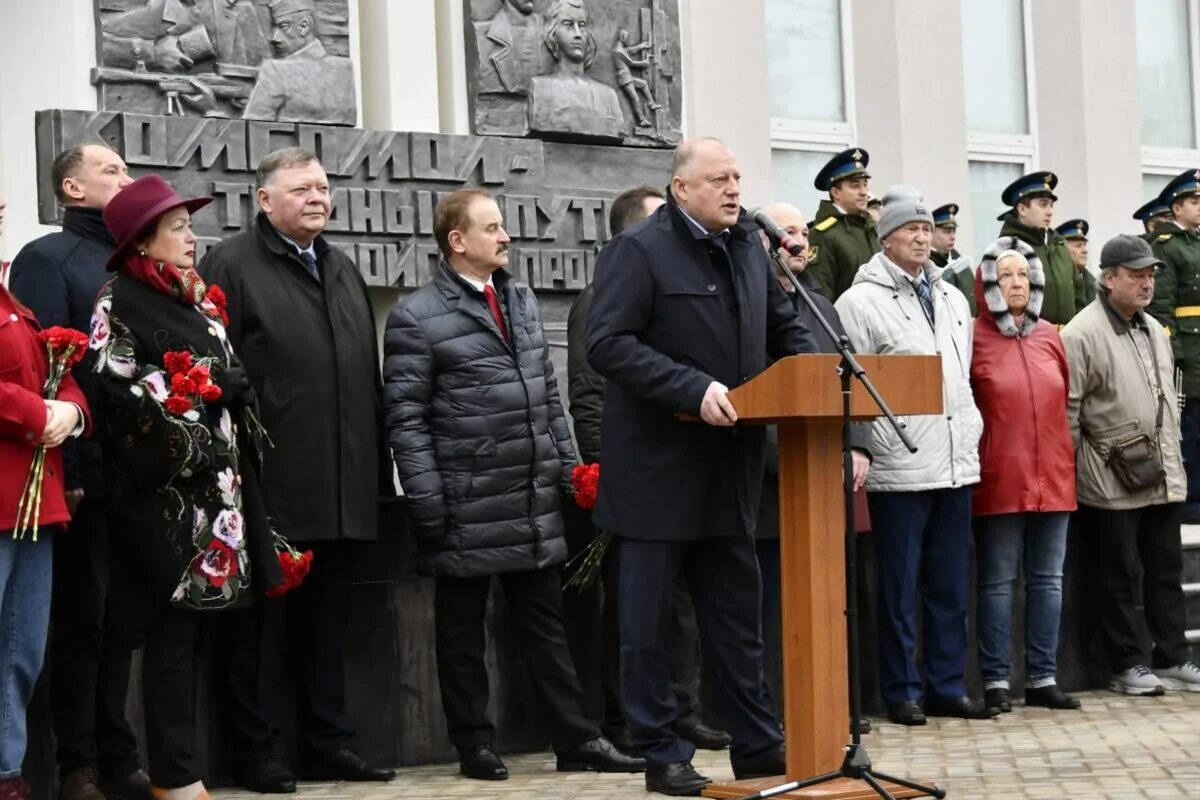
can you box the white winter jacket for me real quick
[834,253,982,492]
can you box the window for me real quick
[961,0,1029,136]
[1136,0,1200,174]
[967,161,1023,257]
[960,0,1036,256]
[765,0,855,212]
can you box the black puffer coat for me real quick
[383,260,577,577]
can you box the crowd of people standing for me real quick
[1,134,1199,800]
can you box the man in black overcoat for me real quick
[198,147,394,791]
[8,143,149,800]
[586,137,819,796]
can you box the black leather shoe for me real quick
[675,717,732,750]
[556,737,646,773]
[732,745,786,780]
[98,769,152,800]
[305,749,395,782]
[645,762,711,796]
[60,768,106,800]
[603,726,637,754]
[459,745,508,781]
[984,688,1012,713]
[239,760,296,794]
[1025,684,1081,710]
[886,700,926,726]
[924,695,1000,719]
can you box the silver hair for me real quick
[256,146,321,189]
[995,249,1029,270]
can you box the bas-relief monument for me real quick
[466,0,682,147]
[36,0,683,293]
[34,110,672,292]
[93,0,357,126]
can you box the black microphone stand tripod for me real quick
[733,235,944,800]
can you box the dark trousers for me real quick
[141,606,202,789]
[619,535,782,767]
[560,511,704,736]
[753,537,782,715]
[1181,399,1200,520]
[868,487,971,705]
[49,499,140,778]
[1076,503,1189,672]
[227,540,354,761]
[435,567,598,753]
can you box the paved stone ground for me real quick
[213,690,1200,800]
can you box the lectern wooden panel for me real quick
[703,354,942,800]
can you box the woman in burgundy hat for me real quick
[88,175,283,800]
[1,197,90,800]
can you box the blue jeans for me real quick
[974,512,1069,687]
[868,487,972,705]
[0,532,53,778]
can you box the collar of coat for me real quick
[255,213,333,270]
[1096,287,1152,335]
[998,212,1064,249]
[62,205,117,249]
[978,236,1044,338]
[814,198,873,229]
[663,187,758,247]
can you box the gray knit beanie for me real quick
[876,185,934,239]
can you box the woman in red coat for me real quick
[1,196,90,800]
[970,238,1079,715]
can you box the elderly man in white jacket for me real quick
[834,186,996,726]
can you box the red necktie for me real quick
[483,284,509,341]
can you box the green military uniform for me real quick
[806,198,880,301]
[931,249,976,316]
[1148,220,1200,396]
[1055,218,1096,310]
[1135,197,1173,243]
[997,214,1078,325]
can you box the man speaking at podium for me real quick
[587,137,818,796]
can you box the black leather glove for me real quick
[213,366,257,409]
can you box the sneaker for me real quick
[1109,665,1165,696]
[1155,661,1200,693]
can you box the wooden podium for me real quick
[702,353,943,800]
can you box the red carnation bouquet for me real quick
[13,326,90,540]
[161,350,222,416]
[563,463,610,590]
[265,533,314,598]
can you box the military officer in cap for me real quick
[931,203,976,315]
[805,148,881,301]
[1147,169,1200,523]
[1135,197,1174,239]
[994,171,1078,325]
[1056,218,1096,307]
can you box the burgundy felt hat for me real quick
[103,174,212,271]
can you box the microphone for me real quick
[748,206,805,257]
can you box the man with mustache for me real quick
[383,189,643,782]
[198,147,394,792]
[1062,234,1200,696]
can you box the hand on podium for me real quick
[700,381,738,426]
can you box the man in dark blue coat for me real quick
[8,143,150,800]
[586,137,818,796]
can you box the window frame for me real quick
[1138,0,1200,170]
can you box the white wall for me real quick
[0,0,97,258]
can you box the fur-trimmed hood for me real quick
[975,236,1044,338]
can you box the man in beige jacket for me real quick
[1061,234,1200,696]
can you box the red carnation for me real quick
[571,463,600,510]
[199,383,223,403]
[41,326,90,366]
[170,373,197,396]
[266,547,314,598]
[163,350,193,374]
[205,284,229,326]
[164,394,193,415]
[187,364,211,384]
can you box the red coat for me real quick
[0,285,90,532]
[970,311,1076,517]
